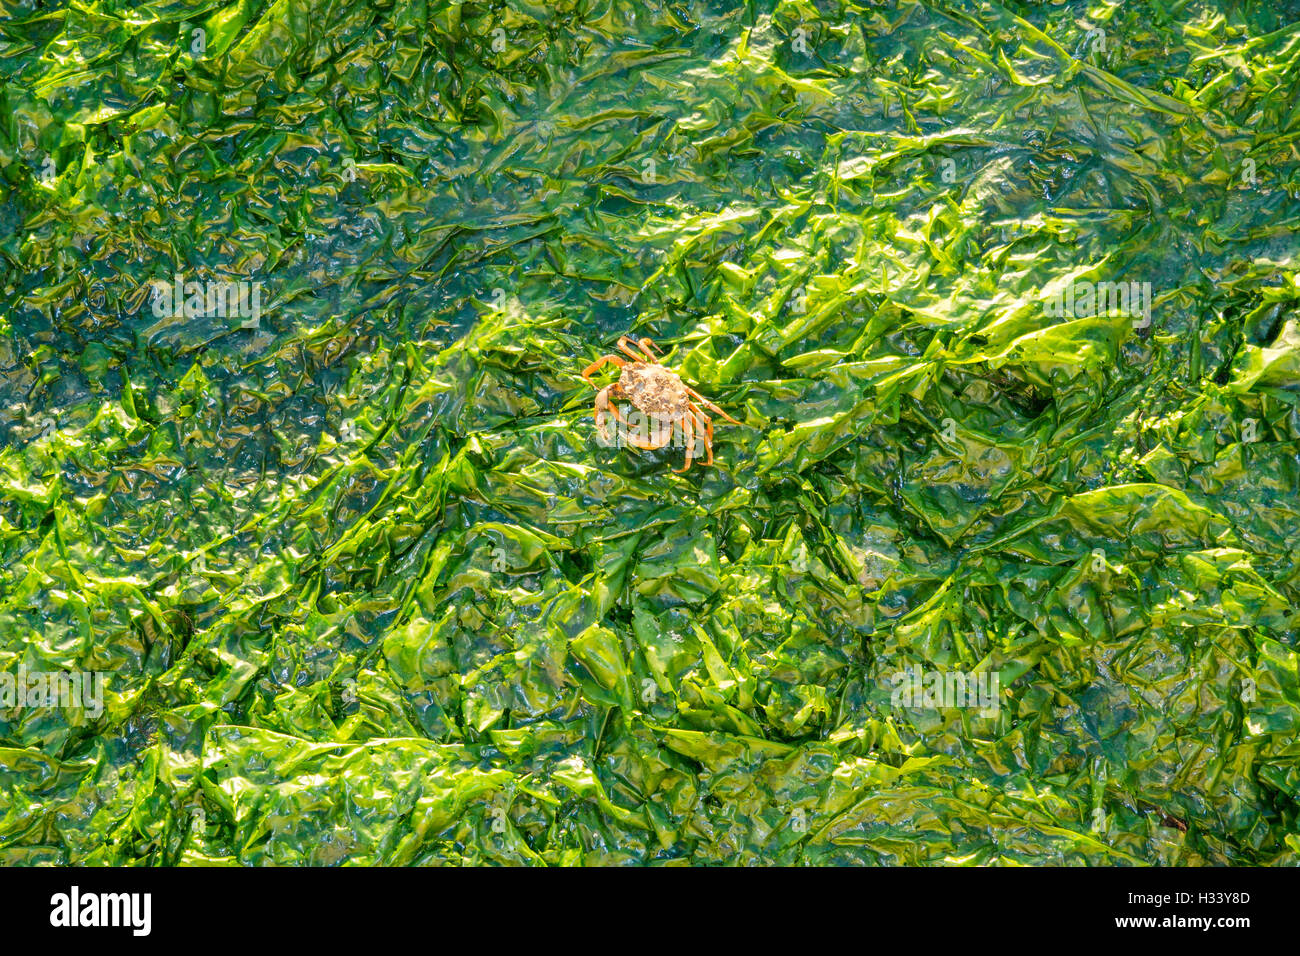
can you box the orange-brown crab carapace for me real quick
[581,336,741,473]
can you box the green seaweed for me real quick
[0,0,1297,865]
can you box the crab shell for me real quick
[617,362,692,420]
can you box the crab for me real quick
[581,336,741,473]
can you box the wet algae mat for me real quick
[1,0,1299,865]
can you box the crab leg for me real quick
[614,336,664,364]
[616,337,646,363]
[594,384,614,438]
[671,413,696,473]
[605,397,631,426]
[684,386,742,425]
[597,386,639,433]
[688,404,714,466]
[582,354,625,383]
